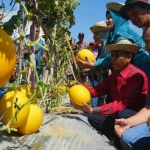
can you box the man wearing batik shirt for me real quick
[71,40,148,141]
[74,32,88,55]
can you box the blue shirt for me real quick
[35,39,45,69]
[24,38,45,69]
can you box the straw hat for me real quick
[106,2,124,12]
[105,40,141,54]
[90,21,108,33]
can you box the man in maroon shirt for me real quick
[71,39,148,141]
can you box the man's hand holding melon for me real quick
[69,84,93,114]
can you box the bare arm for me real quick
[127,106,150,127]
[24,50,29,56]
[42,53,47,65]
[115,106,150,138]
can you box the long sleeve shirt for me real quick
[83,64,148,115]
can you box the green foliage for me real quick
[2,0,80,113]
[37,81,48,90]
[0,3,4,9]
[3,8,22,34]
[7,84,17,92]
[3,0,80,36]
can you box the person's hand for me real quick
[78,56,94,68]
[35,48,41,54]
[114,118,131,138]
[70,100,93,114]
[108,69,112,75]
[42,53,47,65]
[147,115,150,128]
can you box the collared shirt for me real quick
[24,37,45,69]
[74,41,88,52]
[84,64,148,115]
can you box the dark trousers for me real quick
[134,137,150,150]
[88,109,137,150]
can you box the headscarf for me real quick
[106,10,145,49]
[105,10,150,76]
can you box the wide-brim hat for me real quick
[90,21,108,33]
[105,40,141,54]
[120,0,150,20]
[106,2,124,12]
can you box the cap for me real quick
[89,41,96,46]
[78,32,84,37]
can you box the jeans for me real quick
[88,109,137,150]
[120,123,150,150]
[0,85,7,99]
[36,68,41,77]
[91,79,98,107]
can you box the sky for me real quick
[2,1,19,23]
[3,0,142,42]
[69,0,142,43]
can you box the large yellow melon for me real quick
[0,29,16,87]
[77,49,95,63]
[69,84,91,106]
[0,91,30,128]
[17,104,43,135]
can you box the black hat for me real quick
[78,32,84,37]
[120,0,150,20]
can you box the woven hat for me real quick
[120,0,150,19]
[105,40,141,54]
[106,2,124,12]
[90,21,108,33]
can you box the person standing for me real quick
[89,21,110,82]
[74,32,88,54]
[73,32,88,82]
[24,27,47,77]
[88,21,110,107]
[78,22,110,81]
[34,27,47,76]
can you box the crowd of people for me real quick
[72,0,150,150]
[0,1,150,149]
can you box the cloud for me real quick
[12,22,44,39]
[3,10,18,23]
[3,3,44,38]
[3,3,19,23]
